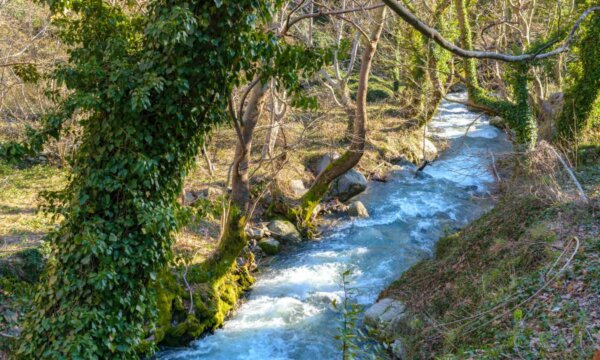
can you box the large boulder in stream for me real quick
[267,220,302,244]
[315,153,368,202]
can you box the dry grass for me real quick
[380,144,600,359]
[0,162,65,257]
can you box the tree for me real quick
[17,0,285,358]
[382,0,599,149]
[558,2,600,142]
[296,3,387,225]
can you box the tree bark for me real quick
[298,5,387,224]
[231,82,269,214]
[382,0,600,62]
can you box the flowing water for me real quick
[159,92,512,359]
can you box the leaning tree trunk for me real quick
[296,6,387,224]
[215,80,268,269]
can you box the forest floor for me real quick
[381,141,600,359]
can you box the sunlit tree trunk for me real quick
[297,6,387,224]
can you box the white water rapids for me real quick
[158,92,513,359]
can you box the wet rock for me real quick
[489,116,506,129]
[332,170,368,202]
[348,201,369,218]
[462,185,479,192]
[290,179,307,197]
[371,169,389,182]
[423,138,438,160]
[449,83,467,93]
[258,238,280,255]
[364,298,408,338]
[394,156,416,170]
[315,153,368,202]
[267,220,302,244]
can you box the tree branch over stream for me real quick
[383,0,600,62]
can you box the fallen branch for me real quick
[549,146,589,204]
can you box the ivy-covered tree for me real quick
[558,1,600,142]
[16,0,286,358]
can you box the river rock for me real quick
[267,219,302,244]
[450,83,467,93]
[364,298,408,338]
[394,156,416,170]
[258,238,280,255]
[290,179,307,197]
[315,153,368,202]
[489,116,506,129]
[348,201,369,218]
[417,170,433,180]
[315,153,339,174]
[332,170,368,202]
[423,138,438,160]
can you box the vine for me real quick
[16,0,285,358]
[558,2,600,142]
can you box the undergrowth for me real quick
[381,145,600,359]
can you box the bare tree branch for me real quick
[383,0,600,62]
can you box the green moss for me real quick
[558,9,600,142]
[149,214,255,349]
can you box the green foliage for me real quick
[333,269,363,360]
[332,269,387,360]
[558,5,600,142]
[349,75,395,102]
[15,0,297,358]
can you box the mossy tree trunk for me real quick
[154,81,269,347]
[453,0,537,148]
[297,6,387,224]
[216,80,268,275]
[558,11,600,142]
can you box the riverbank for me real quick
[374,142,600,359]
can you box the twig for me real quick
[549,146,589,204]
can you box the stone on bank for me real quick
[258,238,280,255]
[267,219,302,244]
[315,153,368,202]
[348,201,369,218]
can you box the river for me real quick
[158,92,512,359]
